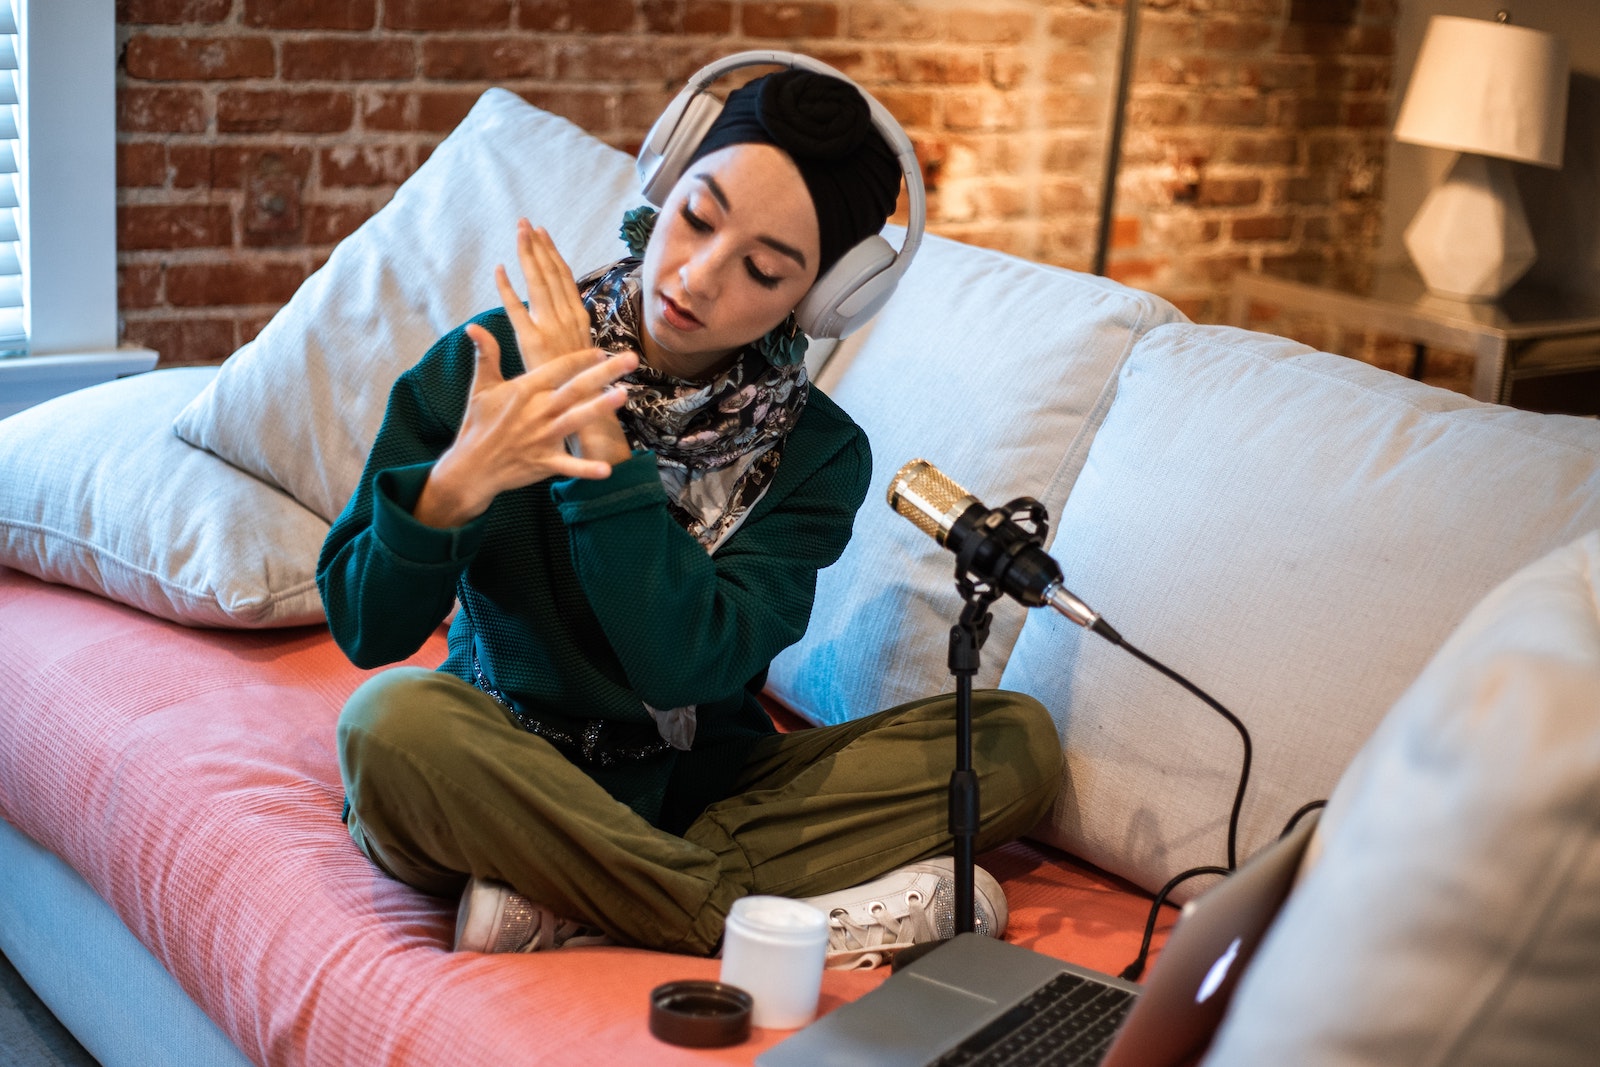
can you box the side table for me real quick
[1229,267,1600,406]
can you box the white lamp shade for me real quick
[1394,15,1569,169]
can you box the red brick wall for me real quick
[116,0,1397,366]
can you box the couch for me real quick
[3,89,1599,1066]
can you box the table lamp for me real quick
[1393,12,1569,302]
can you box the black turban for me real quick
[688,69,903,277]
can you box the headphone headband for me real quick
[636,50,925,339]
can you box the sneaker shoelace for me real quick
[824,893,942,970]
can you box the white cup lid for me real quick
[727,895,828,941]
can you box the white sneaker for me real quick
[452,877,611,953]
[798,857,1008,970]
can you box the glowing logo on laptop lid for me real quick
[1196,937,1243,1004]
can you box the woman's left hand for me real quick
[495,219,633,465]
[495,219,592,369]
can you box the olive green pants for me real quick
[338,667,1061,955]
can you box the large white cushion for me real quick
[173,89,642,524]
[766,238,1186,725]
[0,367,327,627]
[1002,322,1600,895]
[1203,531,1600,1065]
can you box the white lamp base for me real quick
[1403,152,1536,303]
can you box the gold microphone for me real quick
[885,459,981,545]
[885,458,1104,630]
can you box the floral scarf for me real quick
[577,258,810,552]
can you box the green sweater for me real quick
[317,308,872,831]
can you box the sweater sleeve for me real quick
[549,404,872,712]
[316,321,489,669]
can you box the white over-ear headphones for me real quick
[636,50,926,340]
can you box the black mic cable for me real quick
[887,459,1253,873]
[1119,798,1329,982]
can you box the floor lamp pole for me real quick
[1092,0,1140,277]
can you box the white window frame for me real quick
[0,0,155,420]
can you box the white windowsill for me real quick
[0,347,160,420]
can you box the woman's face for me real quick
[639,143,821,380]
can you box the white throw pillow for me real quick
[1201,531,1600,1065]
[172,89,643,523]
[766,236,1186,725]
[0,367,328,627]
[1002,322,1600,896]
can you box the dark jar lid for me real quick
[649,980,754,1048]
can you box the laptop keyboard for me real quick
[927,971,1137,1067]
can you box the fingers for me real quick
[522,347,637,394]
[525,349,634,437]
[543,453,616,482]
[492,263,523,318]
[494,221,591,372]
[517,220,576,313]
[464,323,504,391]
[516,220,588,331]
[515,218,556,313]
[493,263,541,360]
[544,383,630,442]
[563,353,636,407]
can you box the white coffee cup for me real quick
[718,895,829,1029]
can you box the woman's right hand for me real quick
[412,330,638,529]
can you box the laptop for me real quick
[757,810,1320,1067]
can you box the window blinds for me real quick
[0,0,23,357]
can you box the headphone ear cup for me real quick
[637,92,723,207]
[793,235,898,339]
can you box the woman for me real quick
[318,63,1061,968]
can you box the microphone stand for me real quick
[946,575,999,937]
[893,498,1041,972]
[944,497,1046,935]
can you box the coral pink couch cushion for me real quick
[0,567,1167,1066]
